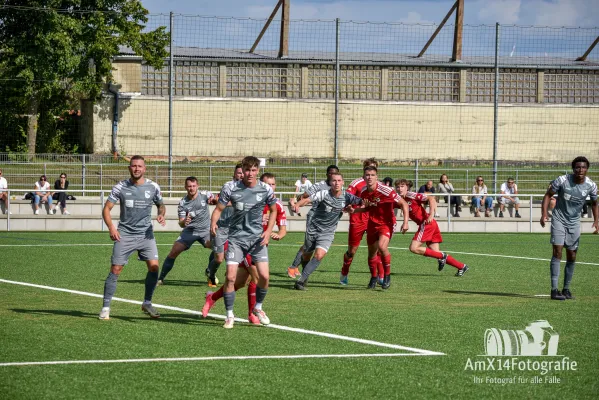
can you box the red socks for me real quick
[368,257,378,277]
[381,254,391,275]
[341,252,353,276]
[247,281,256,315]
[212,286,224,301]
[446,255,465,269]
[424,248,444,260]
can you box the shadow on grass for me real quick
[442,290,543,299]
[119,279,205,287]
[9,308,225,326]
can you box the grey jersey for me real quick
[178,190,214,235]
[306,189,362,235]
[305,180,331,223]
[217,180,236,228]
[551,174,597,229]
[107,178,163,235]
[218,180,277,243]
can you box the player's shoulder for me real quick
[349,177,365,188]
[376,184,395,196]
[584,176,597,190]
[112,179,130,190]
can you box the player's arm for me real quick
[261,202,278,246]
[591,199,598,234]
[208,193,218,205]
[540,187,556,228]
[210,203,226,236]
[295,195,312,209]
[396,197,410,233]
[271,204,287,241]
[426,195,437,224]
[102,200,120,242]
[156,203,166,226]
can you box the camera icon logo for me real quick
[484,320,559,356]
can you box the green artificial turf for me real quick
[1,232,598,399]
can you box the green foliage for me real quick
[0,1,169,153]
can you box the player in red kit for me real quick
[202,173,287,325]
[340,158,385,286]
[356,166,409,289]
[395,179,469,276]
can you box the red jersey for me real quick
[402,191,430,225]
[262,199,287,231]
[359,183,400,226]
[347,177,369,224]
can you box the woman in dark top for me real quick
[53,173,70,215]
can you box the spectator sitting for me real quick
[34,175,56,215]
[289,172,312,217]
[382,177,393,187]
[53,173,71,215]
[0,168,11,214]
[418,179,439,217]
[437,174,462,217]
[471,176,493,217]
[498,177,521,218]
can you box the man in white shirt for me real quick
[289,173,312,217]
[498,177,521,218]
[34,175,56,215]
[0,168,10,214]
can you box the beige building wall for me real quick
[89,96,599,162]
[111,61,142,93]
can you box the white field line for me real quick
[1,242,597,266]
[0,279,444,357]
[0,353,430,367]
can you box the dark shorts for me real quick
[176,230,211,249]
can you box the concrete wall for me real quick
[87,96,599,162]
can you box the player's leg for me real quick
[158,240,188,284]
[246,258,260,324]
[207,227,227,282]
[252,260,270,325]
[365,227,381,288]
[288,244,305,279]
[561,225,580,299]
[376,231,392,289]
[341,221,366,281]
[296,247,328,289]
[549,221,566,300]
[138,237,161,318]
[100,236,135,319]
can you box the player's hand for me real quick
[270,232,280,241]
[210,222,218,237]
[540,215,547,228]
[592,222,599,234]
[260,230,271,246]
[108,225,120,242]
[157,215,166,227]
[184,214,192,226]
[292,204,300,213]
[401,222,409,234]
[344,205,355,214]
[426,215,433,224]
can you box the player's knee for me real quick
[215,253,225,263]
[409,243,419,254]
[110,265,124,275]
[147,262,159,273]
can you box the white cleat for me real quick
[223,316,235,329]
[252,308,270,325]
[99,307,110,320]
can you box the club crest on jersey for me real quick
[256,194,263,201]
[581,190,587,197]
[201,201,206,206]
[145,190,151,199]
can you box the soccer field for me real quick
[1,232,598,399]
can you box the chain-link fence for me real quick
[1,6,598,194]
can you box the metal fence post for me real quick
[492,22,500,195]
[6,189,10,232]
[209,166,213,191]
[82,154,86,197]
[313,167,317,183]
[101,191,105,231]
[414,159,419,188]
[168,11,174,198]
[466,169,469,193]
[100,164,103,192]
[334,18,340,165]
[529,194,533,233]
[44,163,47,176]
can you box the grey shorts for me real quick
[226,239,269,266]
[176,230,211,249]
[304,231,335,253]
[111,234,159,266]
[212,226,229,254]
[551,220,581,250]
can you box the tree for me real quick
[0,1,169,154]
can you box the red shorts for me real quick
[412,220,443,244]
[240,254,252,270]
[348,220,368,247]
[366,223,393,245]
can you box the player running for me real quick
[293,172,363,290]
[395,179,469,277]
[357,166,409,289]
[340,158,384,286]
[157,177,217,285]
[287,164,339,278]
[204,164,243,287]
[202,173,287,324]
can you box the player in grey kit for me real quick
[157,177,217,285]
[541,156,598,300]
[205,164,243,286]
[287,164,339,278]
[210,156,278,328]
[293,172,363,290]
[99,155,166,320]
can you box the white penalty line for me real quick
[1,242,598,266]
[0,278,444,357]
[0,353,429,367]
